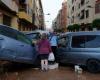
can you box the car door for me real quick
[67,35,86,64]
[57,36,70,63]
[15,32,37,64]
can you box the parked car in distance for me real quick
[0,24,38,65]
[24,32,40,44]
[57,31,100,73]
[24,30,49,44]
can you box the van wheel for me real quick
[87,60,100,73]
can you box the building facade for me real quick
[61,1,67,31]
[52,0,67,32]
[33,0,44,30]
[0,0,44,31]
[18,0,44,31]
[18,0,33,31]
[67,0,100,31]
[0,0,19,29]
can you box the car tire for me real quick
[87,60,100,73]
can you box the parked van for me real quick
[57,31,100,73]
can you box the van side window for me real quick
[72,36,85,48]
[58,36,67,47]
[72,35,100,48]
[66,36,69,47]
[85,35,100,48]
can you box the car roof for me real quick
[0,24,19,33]
[0,24,27,35]
[64,31,100,36]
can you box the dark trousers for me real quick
[51,46,57,62]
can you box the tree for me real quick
[73,24,80,31]
[67,25,74,32]
[67,24,80,32]
[92,19,100,29]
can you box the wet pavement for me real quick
[0,64,100,80]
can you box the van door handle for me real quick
[0,37,4,40]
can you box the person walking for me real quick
[49,32,58,62]
[37,33,52,71]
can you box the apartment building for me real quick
[52,15,60,30]
[0,0,19,29]
[61,0,67,31]
[18,0,44,31]
[67,0,100,31]
[52,0,67,32]
[0,0,44,31]
[18,0,33,31]
[33,0,44,30]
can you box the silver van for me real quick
[57,31,100,73]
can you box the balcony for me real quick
[18,11,32,23]
[0,0,18,13]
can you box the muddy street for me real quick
[0,64,100,80]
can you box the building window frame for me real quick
[80,9,85,19]
[81,0,85,6]
[95,1,100,14]
[86,10,89,18]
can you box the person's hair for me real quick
[41,33,47,39]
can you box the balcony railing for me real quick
[18,11,32,23]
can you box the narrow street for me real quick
[0,64,100,80]
[0,0,100,80]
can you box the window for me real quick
[72,0,74,4]
[26,33,40,40]
[78,13,80,19]
[95,1,100,14]
[72,36,85,48]
[72,35,100,48]
[80,9,85,19]
[72,6,74,12]
[58,36,68,47]
[66,36,69,47]
[85,35,100,48]
[17,33,32,44]
[71,16,74,23]
[3,15,11,26]
[86,0,89,4]
[78,3,80,9]
[81,0,85,6]
[86,10,89,18]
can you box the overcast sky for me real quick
[42,0,64,29]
